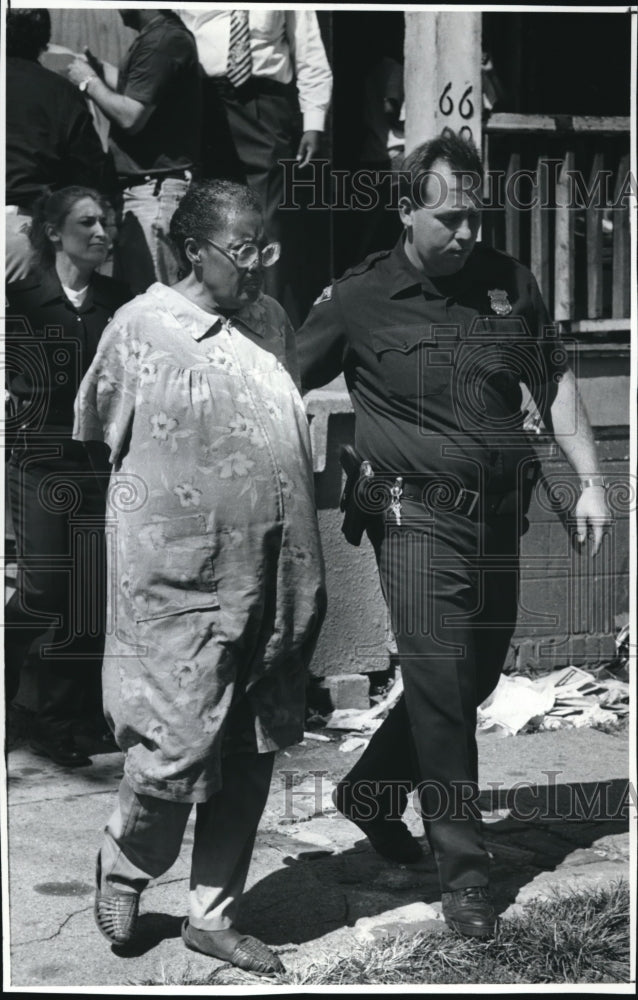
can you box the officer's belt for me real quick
[385,478,520,521]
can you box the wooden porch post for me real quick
[404,11,482,152]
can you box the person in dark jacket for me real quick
[5,8,115,281]
[5,186,131,767]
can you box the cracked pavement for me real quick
[4,725,631,987]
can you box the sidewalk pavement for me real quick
[4,725,631,988]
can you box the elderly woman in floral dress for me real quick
[73,180,326,974]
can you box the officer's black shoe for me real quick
[441,886,497,938]
[332,785,424,864]
[30,733,92,768]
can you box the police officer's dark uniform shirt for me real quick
[298,239,567,496]
[110,12,201,181]
[6,270,130,443]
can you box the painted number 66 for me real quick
[439,83,474,120]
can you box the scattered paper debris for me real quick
[478,665,629,736]
[339,736,369,753]
[478,674,554,737]
[615,622,629,676]
[316,662,626,741]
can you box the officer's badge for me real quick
[313,285,332,306]
[488,289,512,316]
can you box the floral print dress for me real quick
[74,283,326,802]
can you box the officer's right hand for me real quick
[573,484,610,556]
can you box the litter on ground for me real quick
[319,663,628,743]
[477,665,629,737]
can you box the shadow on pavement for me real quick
[233,778,630,946]
[110,913,183,959]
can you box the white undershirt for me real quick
[62,284,89,309]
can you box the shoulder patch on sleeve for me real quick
[313,285,333,305]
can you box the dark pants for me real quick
[201,75,303,323]
[5,438,107,739]
[342,499,520,891]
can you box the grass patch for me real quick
[135,883,629,986]
[291,883,629,986]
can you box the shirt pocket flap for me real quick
[371,325,427,356]
[371,326,453,398]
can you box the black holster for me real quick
[339,444,371,546]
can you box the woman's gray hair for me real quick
[169,180,263,275]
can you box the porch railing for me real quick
[482,114,631,331]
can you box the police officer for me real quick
[297,131,610,938]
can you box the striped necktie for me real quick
[227,10,252,87]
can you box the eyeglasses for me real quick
[203,238,281,269]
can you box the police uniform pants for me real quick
[99,751,274,930]
[342,499,520,891]
[5,441,106,736]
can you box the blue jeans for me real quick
[113,177,190,294]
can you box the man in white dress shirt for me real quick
[177,9,332,321]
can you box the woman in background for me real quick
[5,186,130,766]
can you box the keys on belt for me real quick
[339,449,519,530]
[389,477,403,525]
